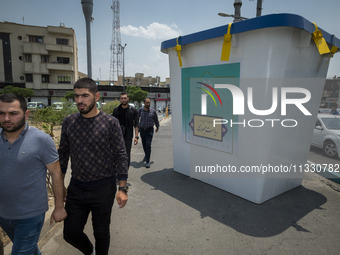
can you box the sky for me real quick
[1,0,340,82]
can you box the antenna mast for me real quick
[109,0,122,83]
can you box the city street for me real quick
[36,117,340,255]
[3,116,340,255]
[309,146,340,165]
[308,145,340,183]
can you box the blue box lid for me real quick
[161,13,340,52]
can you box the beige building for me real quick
[0,22,79,105]
[96,73,168,87]
[122,73,160,87]
[320,78,340,108]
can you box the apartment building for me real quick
[320,78,340,107]
[0,22,79,105]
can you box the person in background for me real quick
[0,93,67,255]
[58,78,129,255]
[112,92,139,167]
[330,106,339,115]
[138,98,159,168]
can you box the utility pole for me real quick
[219,0,263,21]
[218,0,247,21]
[81,0,93,78]
[256,0,262,17]
[233,0,243,22]
[119,43,127,90]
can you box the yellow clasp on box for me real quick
[175,37,182,67]
[312,22,330,55]
[221,23,232,61]
[330,45,339,58]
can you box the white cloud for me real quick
[121,22,181,40]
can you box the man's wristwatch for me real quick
[118,186,129,194]
[135,136,139,139]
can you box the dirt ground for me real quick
[0,124,62,246]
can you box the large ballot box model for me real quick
[161,13,340,203]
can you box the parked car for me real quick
[318,108,331,114]
[311,114,340,158]
[52,102,65,111]
[70,102,102,110]
[27,102,46,110]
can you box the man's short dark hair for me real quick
[144,97,150,103]
[74,78,98,94]
[120,92,128,97]
[0,93,27,112]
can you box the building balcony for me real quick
[24,63,49,73]
[25,82,73,91]
[45,44,73,53]
[23,42,48,54]
[47,63,74,71]
[47,26,74,36]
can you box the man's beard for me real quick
[78,99,96,114]
[1,115,26,133]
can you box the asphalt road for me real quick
[308,146,340,165]
[4,116,340,255]
[308,145,340,183]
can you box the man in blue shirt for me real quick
[0,94,67,255]
[138,98,159,168]
[330,106,339,115]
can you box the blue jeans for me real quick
[139,127,154,163]
[0,214,45,255]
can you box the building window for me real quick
[28,35,43,43]
[56,38,69,45]
[42,74,50,83]
[41,55,49,63]
[25,74,33,82]
[24,54,32,62]
[57,57,70,64]
[58,75,71,84]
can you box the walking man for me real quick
[112,92,139,167]
[0,94,67,255]
[138,98,159,168]
[58,78,129,255]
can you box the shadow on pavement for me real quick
[141,168,327,237]
[130,161,154,169]
[130,161,145,169]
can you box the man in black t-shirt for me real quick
[113,92,139,167]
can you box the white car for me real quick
[52,102,65,111]
[311,114,340,158]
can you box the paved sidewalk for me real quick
[6,115,340,254]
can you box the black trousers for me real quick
[139,127,154,163]
[124,137,132,167]
[63,178,116,255]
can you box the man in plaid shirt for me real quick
[138,98,159,168]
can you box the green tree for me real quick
[101,100,120,114]
[64,91,74,101]
[30,105,75,137]
[1,85,34,98]
[126,86,148,105]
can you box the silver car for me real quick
[311,114,340,158]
